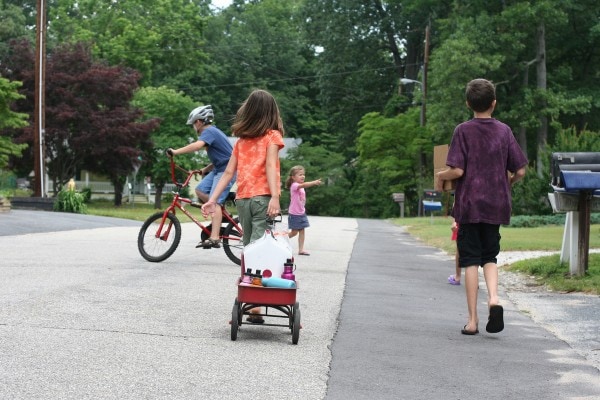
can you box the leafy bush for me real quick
[54,188,88,213]
[80,187,92,203]
[511,171,553,216]
[510,213,600,227]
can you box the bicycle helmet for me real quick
[186,105,214,125]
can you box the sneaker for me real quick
[448,275,461,285]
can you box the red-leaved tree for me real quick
[1,40,159,205]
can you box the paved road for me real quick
[0,210,598,399]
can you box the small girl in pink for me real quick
[286,165,322,256]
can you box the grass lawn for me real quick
[391,216,600,295]
[87,201,162,221]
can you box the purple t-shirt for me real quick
[446,118,528,225]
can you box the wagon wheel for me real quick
[292,302,300,345]
[231,298,240,341]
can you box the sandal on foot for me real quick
[448,275,461,285]
[196,238,221,249]
[461,325,479,335]
[486,305,504,333]
[298,251,310,256]
[246,315,264,324]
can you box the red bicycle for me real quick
[137,158,243,265]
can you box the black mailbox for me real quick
[549,152,600,276]
[551,152,600,188]
[423,189,442,200]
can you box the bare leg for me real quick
[210,206,222,241]
[482,262,499,307]
[196,190,220,241]
[288,229,298,239]
[464,265,479,331]
[454,249,461,283]
[298,229,306,253]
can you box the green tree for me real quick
[301,0,451,158]
[353,108,425,217]
[0,77,28,169]
[427,0,598,168]
[1,40,159,204]
[0,0,32,60]
[281,143,349,217]
[132,86,198,208]
[199,0,326,144]
[48,0,211,86]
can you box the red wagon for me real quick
[230,248,300,344]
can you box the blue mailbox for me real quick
[560,170,600,192]
[422,189,442,213]
[422,200,442,212]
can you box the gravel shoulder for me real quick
[496,250,600,372]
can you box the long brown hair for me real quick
[231,89,285,138]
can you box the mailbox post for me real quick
[392,192,405,218]
[549,152,600,276]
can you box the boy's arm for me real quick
[435,167,463,191]
[510,166,527,185]
[169,140,206,155]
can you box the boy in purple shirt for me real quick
[435,79,528,335]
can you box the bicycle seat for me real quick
[226,191,236,203]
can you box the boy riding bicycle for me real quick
[167,105,236,249]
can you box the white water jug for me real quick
[242,231,292,279]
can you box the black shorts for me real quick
[457,223,501,268]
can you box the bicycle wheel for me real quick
[138,212,181,262]
[222,217,243,266]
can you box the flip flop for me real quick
[486,305,504,333]
[461,325,479,335]
[299,251,310,256]
[246,315,264,324]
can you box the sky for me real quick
[210,0,233,10]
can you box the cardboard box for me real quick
[433,144,455,192]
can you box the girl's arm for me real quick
[299,178,322,189]
[265,143,281,217]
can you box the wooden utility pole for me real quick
[34,0,47,197]
[421,21,430,127]
[417,21,430,216]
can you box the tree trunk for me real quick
[154,185,164,209]
[373,0,404,77]
[517,64,529,155]
[112,176,126,206]
[536,22,547,177]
